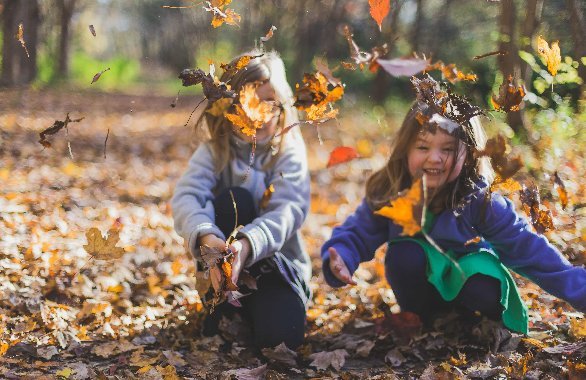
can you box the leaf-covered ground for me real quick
[0,89,584,379]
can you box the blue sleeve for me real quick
[321,199,391,287]
[473,192,586,312]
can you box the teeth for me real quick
[424,169,441,174]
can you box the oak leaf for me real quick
[537,35,561,76]
[83,227,125,260]
[225,83,274,137]
[369,0,390,31]
[326,146,359,168]
[375,178,423,236]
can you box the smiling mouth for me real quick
[423,169,444,176]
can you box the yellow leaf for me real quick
[83,227,125,260]
[375,179,422,236]
[570,318,586,339]
[56,368,73,379]
[537,35,561,76]
[137,365,153,374]
[206,98,233,117]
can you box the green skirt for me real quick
[388,237,528,334]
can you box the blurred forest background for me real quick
[1,0,585,135]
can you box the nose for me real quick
[427,148,444,164]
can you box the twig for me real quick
[65,126,74,160]
[473,50,507,60]
[184,97,206,127]
[104,129,110,159]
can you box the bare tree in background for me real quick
[56,0,77,79]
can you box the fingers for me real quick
[328,247,357,285]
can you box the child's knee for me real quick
[385,240,427,278]
[458,274,503,319]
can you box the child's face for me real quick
[234,82,281,143]
[407,129,466,189]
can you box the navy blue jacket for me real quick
[321,182,586,312]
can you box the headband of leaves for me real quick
[410,74,484,144]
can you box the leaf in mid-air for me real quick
[206,98,233,117]
[427,61,477,83]
[375,179,423,236]
[476,135,523,180]
[326,146,359,168]
[178,68,235,102]
[377,57,430,77]
[91,68,111,84]
[369,0,390,31]
[260,25,277,42]
[342,25,388,72]
[225,83,274,136]
[536,35,561,76]
[294,72,344,122]
[519,185,554,234]
[204,0,241,28]
[38,113,85,148]
[89,25,96,37]
[83,227,125,260]
[315,57,342,86]
[491,75,526,112]
[16,23,30,58]
[553,172,568,210]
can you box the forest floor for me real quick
[0,89,585,379]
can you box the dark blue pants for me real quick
[385,240,503,322]
[202,187,306,350]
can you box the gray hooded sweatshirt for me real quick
[171,130,311,299]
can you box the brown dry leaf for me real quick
[326,146,359,168]
[309,349,349,371]
[553,172,568,210]
[261,342,297,366]
[476,135,523,181]
[537,35,561,76]
[178,68,235,102]
[490,176,522,193]
[519,185,555,234]
[369,0,390,31]
[225,83,273,137]
[91,67,111,84]
[259,184,275,210]
[427,61,477,83]
[491,75,526,112]
[89,25,96,37]
[315,57,342,86]
[38,113,85,148]
[16,23,30,58]
[375,178,423,236]
[92,340,136,358]
[83,227,125,260]
[294,72,344,123]
[342,25,388,72]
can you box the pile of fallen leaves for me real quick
[0,89,584,379]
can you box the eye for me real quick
[442,147,454,153]
[416,145,429,151]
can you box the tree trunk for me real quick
[497,0,525,136]
[410,0,424,52]
[56,0,76,79]
[1,0,40,86]
[519,0,543,86]
[566,0,586,99]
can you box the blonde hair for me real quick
[194,50,299,173]
[366,101,494,212]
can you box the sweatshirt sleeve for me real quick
[171,144,225,258]
[237,136,310,266]
[473,192,586,312]
[321,199,391,287]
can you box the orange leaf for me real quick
[16,23,30,58]
[225,83,273,136]
[221,260,239,291]
[260,184,275,209]
[326,146,359,168]
[369,0,390,31]
[375,179,422,236]
[537,35,561,76]
[553,172,568,210]
[491,75,526,112]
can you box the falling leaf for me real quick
[315,57,342,86]
[519,185,554,234]
[326,146,359,168]
[294,72,344,122]
[89,24,96,37]
[375,178,423,236]
[476,135,523,181]
[178,68,235,102]
[491,75,526,112]
[427,61,477,83]
[490,176,522,193]
[553,172,568,210]
[473,49,507,60]
[38,113,85,148]
[220,54,262,78]
[377,56,430,77]
[204,0,241,28]
[16,23,30,58]
[369,0,390,31]
[309,349,349,371]
[91,67,111,84]
[260,25,277,42]
[83,227,126,260]
[260,184,275,209]
[537,35,561,76]
[342,25,388,72]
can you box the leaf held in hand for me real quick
[375,179,423,236]
[326,146,359,168]
[369,0,390,31]
[83,227,125,260]
[536,35,561,76]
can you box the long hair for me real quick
[366,101,494,213]
[193,50,299,173]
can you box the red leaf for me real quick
[327,146,359,168]
[369,0,391,31]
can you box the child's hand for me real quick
[328,247,357,285]
[229,238,252,285]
